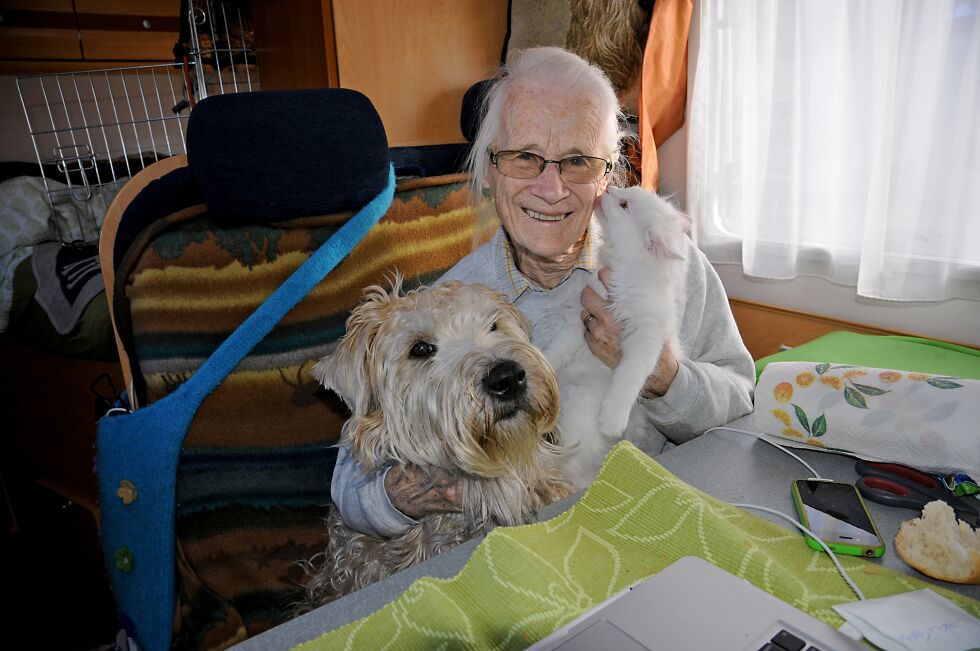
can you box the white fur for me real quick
[545,185,691,488]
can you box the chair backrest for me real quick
[99,88,481,649]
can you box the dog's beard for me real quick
[472,367,559,472]
[360,346,559,479]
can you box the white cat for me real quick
[544,185,691,487]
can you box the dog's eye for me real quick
[490,321,498,332]
[409,341,437,359]
[619,199,628,209]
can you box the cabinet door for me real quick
[0,1,82,61]
[75,0,179,62]
[0,0,179,69]
[252,0,338,91]
[332,0,507,147]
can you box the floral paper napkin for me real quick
[755,362,979,477]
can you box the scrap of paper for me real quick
[833,589,980,651]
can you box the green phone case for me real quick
[791,480,886,558]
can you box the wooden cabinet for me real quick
[75,0,180,62]
[0,0,179,72]
[254,0,508,147]
[0,1,81,62]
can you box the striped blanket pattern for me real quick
[116,173,483,648]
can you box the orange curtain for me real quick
[639,0,693,190]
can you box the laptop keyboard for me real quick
[757,628,823,651]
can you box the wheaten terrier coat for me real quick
[300,279,571,609]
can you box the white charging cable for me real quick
[704,425,823,479]
[705,425,866,601]
[732,503,866,601]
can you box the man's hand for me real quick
[384,464,463,519]
[580,268,623,367]
[581,267,679,397]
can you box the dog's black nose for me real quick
[483,360,527,402]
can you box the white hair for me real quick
[465,46,627,206]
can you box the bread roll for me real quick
[894,500,980,585]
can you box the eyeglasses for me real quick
[488,149,612,184]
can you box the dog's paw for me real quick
[597,406,629,439]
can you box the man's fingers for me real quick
[581,285,621,339]
[584,325,622,368]
[596,266,612,288]
[385,464,463,516]
[440,482,461,509]
[580,285,606,315]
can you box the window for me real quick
[688,0,980,302]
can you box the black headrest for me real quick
[460,80,495,143]
[113,167,203,272]
[186,88,390,224]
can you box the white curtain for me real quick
[688,0,980,302]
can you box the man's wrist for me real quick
[640,377,667,398]
[640,359,680,398]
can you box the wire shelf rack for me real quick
[17,63,194,203]
[187,0,259,100]
[16,0,258,244]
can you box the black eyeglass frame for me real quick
[487,148,613,183]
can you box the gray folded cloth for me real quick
[31,240,104,335]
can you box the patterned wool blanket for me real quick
[114,172,491,648]
[297,441,979,650]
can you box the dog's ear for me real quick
[346,412,389,470]
[490,288,534,340]
[311,285,392,414]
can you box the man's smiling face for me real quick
[487,83,611,272]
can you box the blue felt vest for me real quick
[96,165,396,651]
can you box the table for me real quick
[237,415,979,649]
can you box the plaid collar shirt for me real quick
[491,222,601,302]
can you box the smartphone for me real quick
[790,479,885,558]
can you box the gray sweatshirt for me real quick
[330,227,755,537]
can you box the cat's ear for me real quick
[677,211,693,235]
[646,210,691,260]
[646,229,686,259]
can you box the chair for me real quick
[97,88,480,650]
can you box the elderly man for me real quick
[331,47,755,536]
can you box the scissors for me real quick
[855,460,980,526]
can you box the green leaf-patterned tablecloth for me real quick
[298,442,979,650]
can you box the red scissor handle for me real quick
[861,476,912,496]
[857,461,942,490]
[857,476,929,510]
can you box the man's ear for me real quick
[482,164,494,191]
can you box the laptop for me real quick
[528,556,866,651]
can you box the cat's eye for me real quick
[409,341,437,358]
[490,321,498,332]
[619,199,628,209]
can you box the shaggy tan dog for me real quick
[301,279,571,609]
